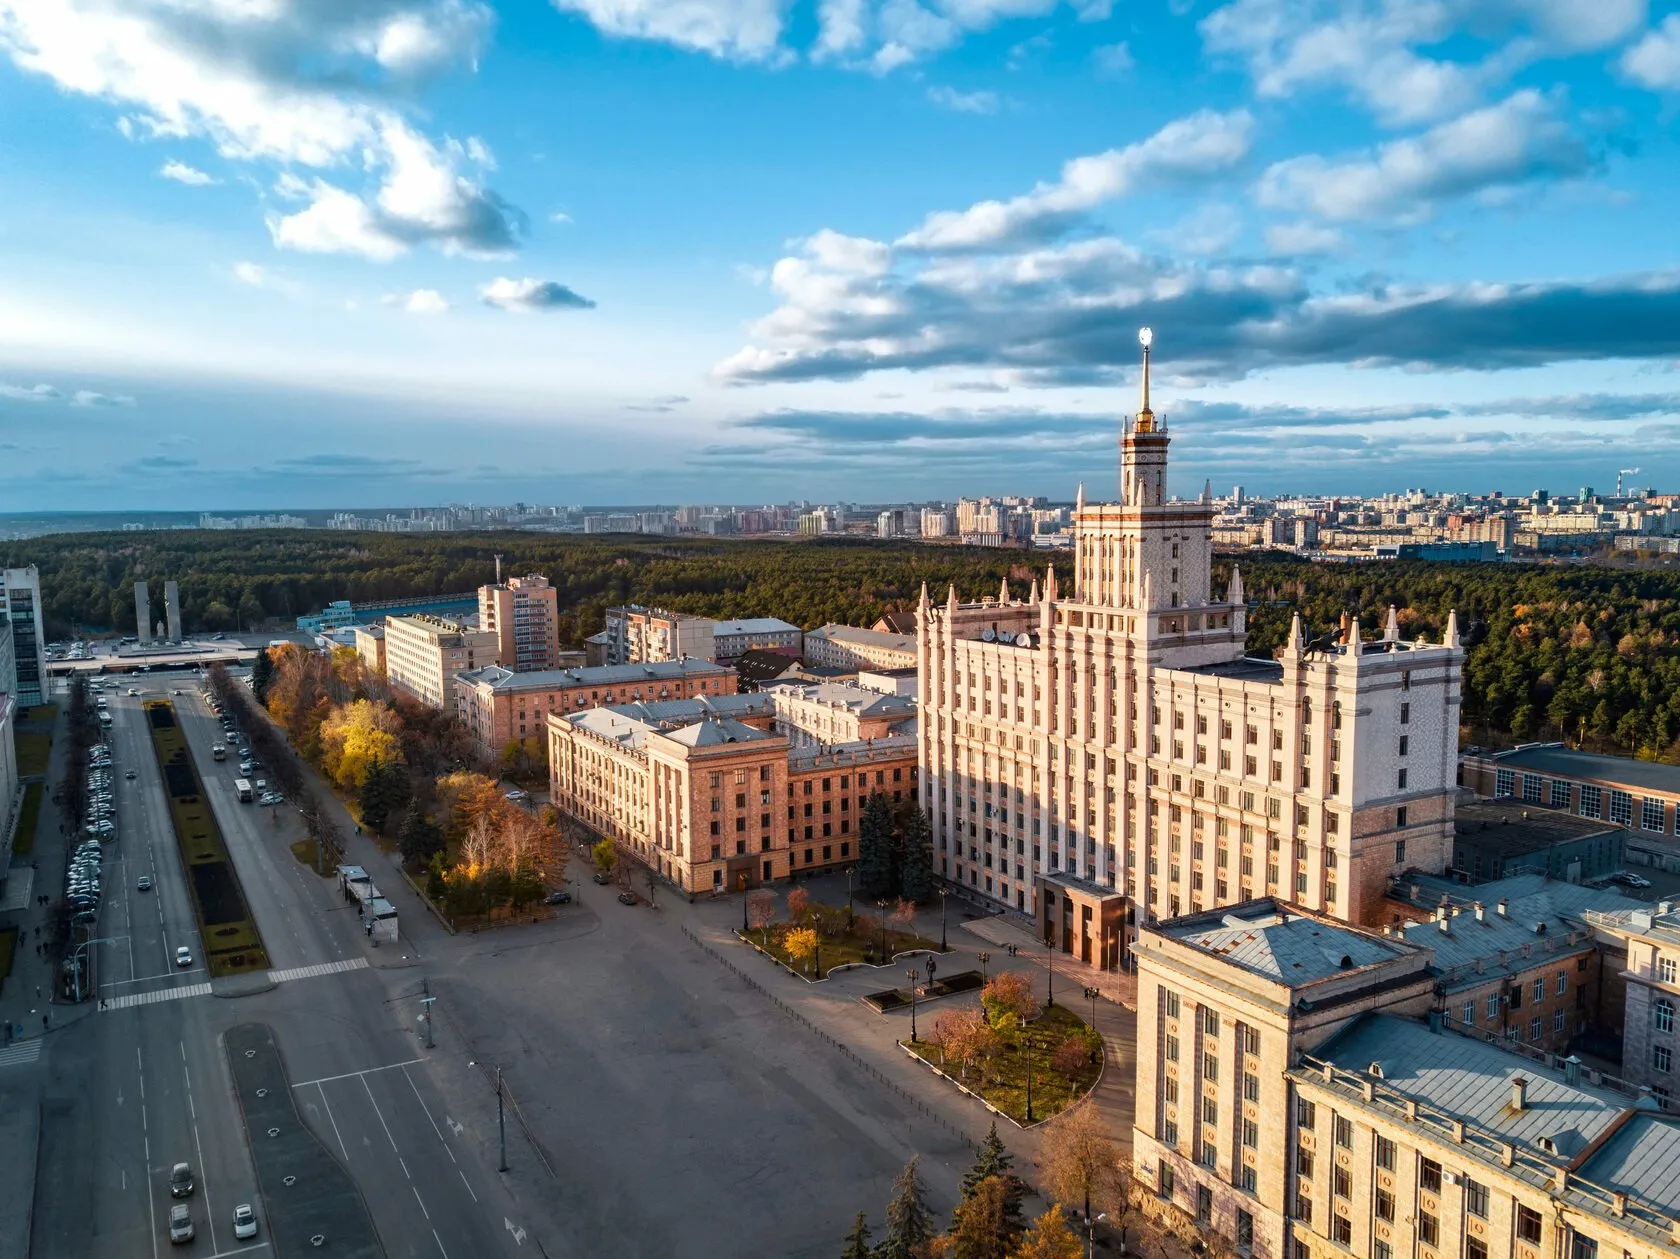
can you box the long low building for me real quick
[548,690,917,893]
[803,623,918,671]
[457,659,739,755]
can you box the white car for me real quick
[175,946,193,968]
[232,1204,259,1240]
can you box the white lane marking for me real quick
[102,982,214,1011]
[401,1066,446,1143]
[145,1130,158,1259]
[318,1082,350,1163]
[458,1168,477,1203]
[411,1185,430,1220]
[361,1074,402,1159]
[265,958,369,984]
[433,1228,450,1259]
[290,1059,423,1091]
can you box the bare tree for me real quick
[1037,1105,1120,1228]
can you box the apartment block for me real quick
[457,658,737,756]
[918,337,1464,963]
[804,624,918,672]
[383,614,500,709]
[604,604,717,665]
[1583,903,1680,1108]
[0,566,47,707]
[478,574,562,672]
[352,624,386,676]
[548,694,917,893]
[1132,899,1680,1259]
[711,617,802,663]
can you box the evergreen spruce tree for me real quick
[877,1156,934,1259]
[840,1211,873,1259]
[858,792,897,900]
[899,805,934,903]
[250,647,274,705]
[358,761,410,835]
[962,1122,1013,1198]
[399,801,445,867]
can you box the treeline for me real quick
[2,531,1029,644]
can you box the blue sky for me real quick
[3,0,1680,510]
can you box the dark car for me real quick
[544,890,572,905]
[591,872,612,886]
[616,891,637,906]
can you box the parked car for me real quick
[175,946,193,968]
[1615,872,1653,888]
[168,1204,194,1244]
[591,872,612,886]
[169,1162,194,1197]
[544,890,572,905]
[126,769,137,779]
[616,891,638,906]
[232,1204,258,1240]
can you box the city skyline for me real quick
[3,2,1680,508]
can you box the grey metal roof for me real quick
[660,717,773,747]
[764,679,916,716]
[712,617,801,637]
[807,624,916,653]
[1490,745,1680,796]
[1397,878,1640,983]
[459,658,733,691]
[1176,657,1285,684]
[1316,1016,1626,1153]
[566,707,654,749]
[1578,1114,1680,1214]
[618,693,775,726]
[1173,907,1408,983]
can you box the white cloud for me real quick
[927,85,1000,113]
[1150,203,1244,255]
[1265,220,1347,255]
[1620,15,1680,90]
[897,108,1255,252]
[159,159,215,185]
[71,390,135,407]
[1092,40,1133,74]
[479,277,597,312]
[231,260,304,297]
[0,1,518,258]
[548,0,787,61]
[804,228,893,274]
[0,382,60,402]
[1256,90,1590,222]
[392,288,451,314]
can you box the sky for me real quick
[2,0,1680,510]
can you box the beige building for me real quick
[762,679,916,748]
[478,574,562,672]
[457,659,737,757]
[805,624,919,672]
[352,624,386,676]
[917,334,1463,966]
[1461,745,1680,847]
[548,692,917,893]
[1133,899,1680,1259]
[383,614,500,709]
[604,604,716,665]
[1582,903,1680,1109]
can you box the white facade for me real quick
[917,337,1464,940]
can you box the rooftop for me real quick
[1392,871,1644,922]
[1178,656,1285,683]
[458,658,733,691]
[712,617,801,636]
[1161,899,1417,984]
[1309,1014,1630,1154]
[807,623,916,653]
[764,679,916,718]
[1452,797,1624,857]
[1579,1114,1680,1215]
[1480,744,1680,796]
[660,717,774,748]
[617,693,774,727]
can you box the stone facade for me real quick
[383,613,500,709]
[478,574,562,672]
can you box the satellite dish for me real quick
[1021,632,1037,648]
[981,628,997,643]
[998,631,1014,644]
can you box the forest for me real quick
[8,529,1680,760]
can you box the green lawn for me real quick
[907,1003,1102,1123]
[741,901,941,979]
[13,782,43,857]
[0,926,15,983]
[14,730,51,777]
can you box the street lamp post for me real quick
[1086,1212,1108,1259]
[496,1066,508,1172]
[977,951,990,981]
[937,888,947,951]
[1024,1038,1034,1122]
[846,866,856,930]
[1047,944,1055,1007]
[1084,984,1101,1031]
[876,900,889,961]
[905,967,921,1042]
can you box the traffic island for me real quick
[144,701,269,978]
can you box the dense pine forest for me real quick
[7,531,1680,759]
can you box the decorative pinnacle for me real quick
[1136,327,1155,433]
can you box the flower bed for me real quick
[739,899,941,979]
[863,968,985,1011]
[905,1002,1101,1123]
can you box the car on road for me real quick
[617,891,637,906]
[175,946,193,968]
[232,1204,259,1240]
[126,768,137,779]
[544,890,572,905]
[591,872,612,885]
[168,1204,194,1244]
[169,1162,194,1197]
[137,875,152,891]
[1614,872,1653,888]
[504,788,527,801]
[259,792,284,806]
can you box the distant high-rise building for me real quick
[0,566,46,706]
[134,580,151,644]
[164,580,182,642]
[478,574,562,672]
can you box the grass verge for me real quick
[14,730,51,777]
[740,900,941,978]
[289,838,336,876]
[0,926,14,982]
[906,1003,1102,1124]
[13,782,43,857]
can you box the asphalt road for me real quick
[30,682,516,1259]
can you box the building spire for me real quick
[999,576,1010,604]
[1029,576,1040,604]
[1228,564,1244,607]
[1384,604,1399,644]
[919,581,929,610]
[1347,615,1363,652]
[1285,612,1305,659]
[1045,564,1058,603]
[1136,326,1155,434]
[1075,481,1085,512]
[1445,609,1461,649]
[947,583,959,614]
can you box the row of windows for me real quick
[1492,770,1680,833]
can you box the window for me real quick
[1496,768,1515,797]
[1166,1035,1179,1063]
[1397,768,1408,789]
[1162,1118,1178,1147]
[1418,1212,1439,1248]
[1466,1239,1487,1259]
[1164,1076,1178,1103]
[1533,976,1545,1003]
[1396,806,1408,828]
[1654,1044,1672,1073]
[1242,1118,1259,1148]
[1242,1025,1260,1055]
[1158,1162,1174,1199]
[1465,1179,1488,1218]
[1203,1007,1221,1037]
[1420,1158,1442,1193]
[1370,1185,1394,1221]
[1578,784,1602,819]
[1522,774,1543,803]
[1398,736,1409,757]
[1375,1135,1396,1171]
[1374,1243,1392,1259]
[1656,998,1675,1034]
[1331,1214,1352,1246]
[1244,1071,1260,1101]
[1643,797,1666,832]
[1609,790,1633,826]
[1550,779,1570,810]
[1203,1096,1219,1125]
[1204,1052,1219,1081]
[1166,990,1181,1018]
[1395,840,1406,865]
[1660,955,1677,984]
[1333,1114,1353,1148]
[1461,1000,1475,1025]
[1237,1209,1254,1250]
[1486,993,1500,1021]
[1517,1205,1543,1245]
[1295,1241,1311,1259]
[1297,1098,1317,1129]
[1296,1145,1313,1177]
[1332,1166,1351,1199]
[1197,1186,1213,1223]
[1571,1235,1597,1259]
[1293,1195,1313,1225]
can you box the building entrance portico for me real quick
[1038,873,1128,970]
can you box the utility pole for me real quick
[497,1067,508,1172]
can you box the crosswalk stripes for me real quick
[266,957,369,984]
[102,981,214,1011]
[0,1039,44,1069]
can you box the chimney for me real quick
[1438,915,1451,935]
[1511,1076,1528,1112]
[1434,906,1446,922]
[1473,902,1485,922]
[1563,1056,1583,1087]
[1496,898,1509,918]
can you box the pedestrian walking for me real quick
[43,1014,50,1030]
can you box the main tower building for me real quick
[917,331,1462,964]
